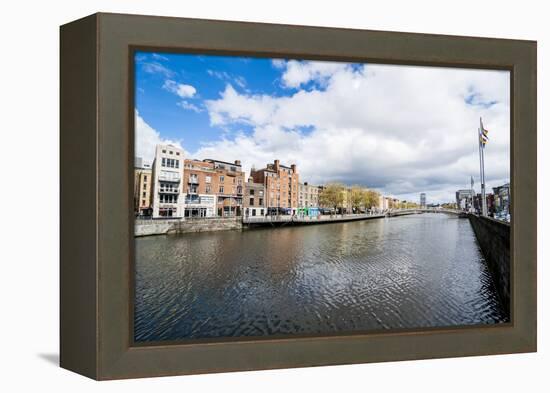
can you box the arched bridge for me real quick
[386,208,464,217]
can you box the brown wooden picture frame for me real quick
[60,12,537,380]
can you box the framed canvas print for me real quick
[60,13,536,380]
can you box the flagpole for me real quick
[478,125,483,214]
[479,117,488,216]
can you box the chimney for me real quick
[291,164,297,173]
[274,159,280,171]
[234,160,241,166]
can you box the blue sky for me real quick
[136,52,287,152]
[135,51,510,204]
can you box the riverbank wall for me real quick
[243,213,385,228]
[468,214,511,312]
[135,217,242,237]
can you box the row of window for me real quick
[246,208,265,216]
[161,149,180,156]
[159,182,178,193]
[248,189,264,197]
[161,158,179,168]
[248,197,264,206]
[159,194,179,204]
[187,174,244,184]
[216,164,239,172]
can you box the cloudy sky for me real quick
[135,52,510,204]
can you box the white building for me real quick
[184,194,217,218]
[378,195,391,210]
[151,144,186,218]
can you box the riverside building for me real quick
[134,157,152,216]
[203,158,245,217]
[151,145,186,218]
[493,182,510,216]
[244,178,266,217]
[456,189,474,211]
[298,182,320,209]
[182,159,218,218]
[182,158,245,217]
[250,160,299,215]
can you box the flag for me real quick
[479,118,489,148]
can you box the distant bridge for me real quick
[387,208,464,217]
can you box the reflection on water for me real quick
[134,213,508,342]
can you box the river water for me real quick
[134,213,508,342]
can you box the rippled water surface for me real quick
[134,214,508,342]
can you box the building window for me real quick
[205,176,211,183]
[143,175,147,181]
[142,199,146,205]
[259,198,263,206]
[142,192,146,197]
[249,197,254,206]
[220,176,224,182]
[250,189,255,196]
[162,149,166,153]
[230,166,236,172]
[219,186,224,193]
[206,185,211,194]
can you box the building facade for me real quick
[182,159,218,218]
[203,159,245,217]
[456,189,474,211]
[493,183,510,216]
[250,160,299,214]
[134,158,152,216]
[420,193,426,209]
[182,158,244,217]
[151,145,186,218]
[473,193,495,216]
[298,182,320,208]
[378,195,391,211]
[244,178,266,217]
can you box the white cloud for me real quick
[195,62,510,203]
[163,80,197,98]
[135,110,184,166]
[140,61,175,78]
[279,60,349,88]
[207,69,247,89]
[178,100,203,113]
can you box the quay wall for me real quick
[243,213,385,228]
[135,217,242,237]
[468,214,511,313]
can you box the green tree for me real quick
[350,185,365,212]
[364,189,380,209]
[319,183,345,214]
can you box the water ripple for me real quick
[134,214,509,342]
